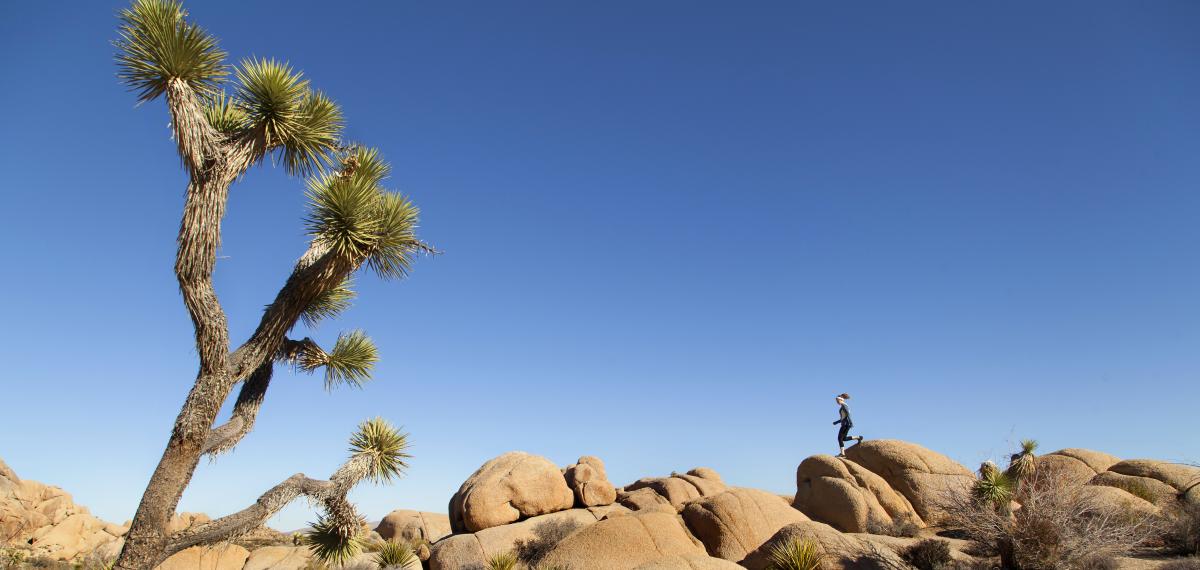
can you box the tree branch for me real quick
[163,455,372,557]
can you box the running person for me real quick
[833,393,864,457]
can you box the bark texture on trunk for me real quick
[116,84,368,569]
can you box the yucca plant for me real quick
[110,1,432,568]
[974,463,1015,514]
[373,540,418,569]
[486,551,519,570]
[768,537,825,570]
[1006,439,1039,484]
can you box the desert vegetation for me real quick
[943,441,1155,569]
[108,0,429,567]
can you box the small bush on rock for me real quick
[768,537,825,570]
[902,539,953,570]
[373,539,417,568]
[487,551,518,570]
[867,517,921,538]
[513,518,582,566]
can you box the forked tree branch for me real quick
[163,454,373,557]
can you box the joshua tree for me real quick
[111,1,428,567]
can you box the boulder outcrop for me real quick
[374,510,452,543]
[843,440,974,523]
[564,456,618,507]
[739,520,909,570]
[537,507,708,569]
[429,505,628,570]
[448,451,575,533]
[622,468,727,512]
[793,454,923,533]
[681,488,809,562]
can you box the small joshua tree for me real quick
[111,1,428,568]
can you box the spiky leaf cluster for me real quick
[234,58,343,175]
[349,417,411,483]
[300,277,356,328]
[973,468,1014,511]
[115,0,227,102]
[290,330,377,389]
[203,91,247,135]
[374,540,417,569]
[486,551,518,570]
[306,149,426,279]
[303,513,365,565]
[1006,439,1039,483]
[767,537,824,570]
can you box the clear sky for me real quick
[1,1,1198,531]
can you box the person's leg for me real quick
[837,424,851,455]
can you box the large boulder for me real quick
[429,505,628,570]
[681,488,809,562]
[448,451,575,533]
[1044,449,1120,475]
[1107,460,1200,504]
[538,507,708,569]
[1089,471,1178,506]
[1077,485,1161,519]
[619,487,674,511]
[158,544,250,570]
[843,440,974,523]
[623,468,727,512]
[564,456,618,507]
[375,510,452,543]
[793,454,923,533]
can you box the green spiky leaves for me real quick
[1019,439,1039,455]
[301,278,356,328]
[767,537,824,570]
[115,0,227,102]
[374,540,418,569]
[349,417,411,483]
[973,467,1014,510]
[306,149,429,278]
[234,58,343,175]
[486,551,519,570]
[325,330,378,388]
[302,512,365,565]
[203,91,247,135]
[291,330,377,389]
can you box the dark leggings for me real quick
[838,423,854,446]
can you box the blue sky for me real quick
[1,1,1198,531]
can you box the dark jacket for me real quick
[833,403,853,428]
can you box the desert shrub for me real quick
[512,518,582,566]
[867,517,921,538]
[1159,502,1200,556]
[768,537,824,570]
[486,551,518,570]
[1121,479,1161,504]
[902,539,952,570]
[942,460,1153,569]
[373,539,417,568]
[0,548,28,570]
